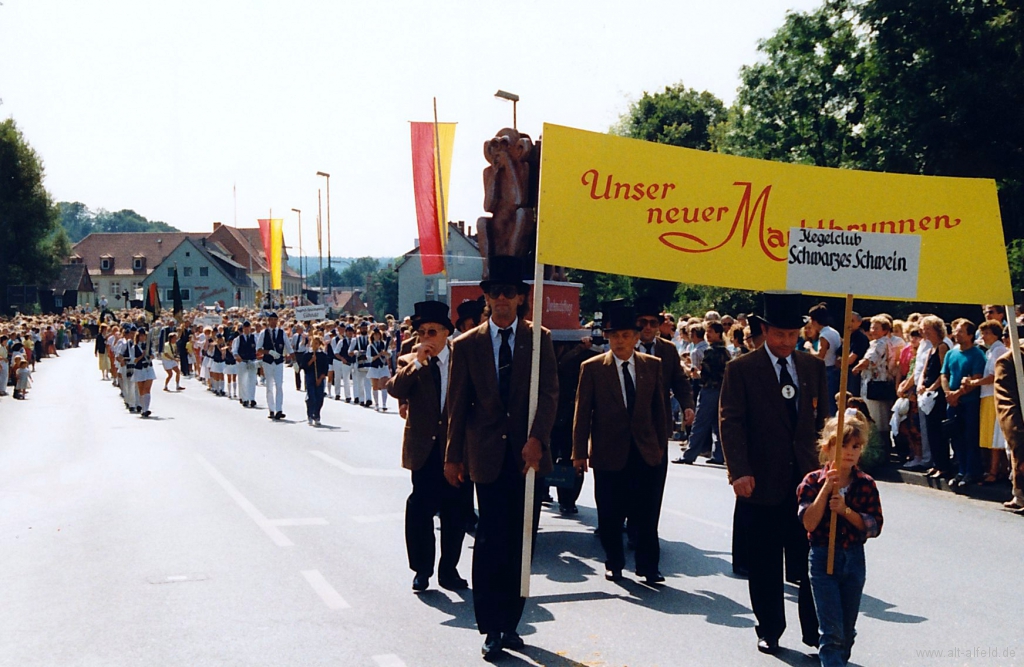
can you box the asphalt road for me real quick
[2,346,1022,667]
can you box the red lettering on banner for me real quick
[658,182,785,261]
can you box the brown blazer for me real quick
[643,337,695,430]
[719,346,828,506]
[572,351,668,470]
[994,351,1024,455]
[387,343,450,471]
[445,318,558,485]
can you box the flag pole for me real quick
[521,255,544,598]
[433,97,448,275]
[827,293,855,575]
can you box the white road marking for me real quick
[662,508,730,532]
[301,569,351,610]
[372,655,407,667]
[197,454,326,547]
[352,513,404,524]
[268,518,329,527]
[309,450,406,477]
[166,575,188,581]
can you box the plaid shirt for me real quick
[797,466,883,548]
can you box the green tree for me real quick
[59,201,96,243]
[717,0,867,167]
[366,264,399,319]
[613,82,726,149]
[0,118,71,313]
[339,257,381,289]
[93,208,178,234]
[306,266,344,288]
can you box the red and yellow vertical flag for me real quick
[257,218,284,290]
[410,121,455,275]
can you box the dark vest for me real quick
[262,328,285,364]
[237,334,257,361]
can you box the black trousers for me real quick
[294,368,303,391]
[551,428,584,507]
[406,444,468,576]
[472,445,542,635]
[593,445,662,575]
[735,495,818,644]
[304,377,324,420]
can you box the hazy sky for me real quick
[1,0,822,258]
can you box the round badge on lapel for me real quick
[781,385,796,400]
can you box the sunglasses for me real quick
[637,318,661,328]
[486,285,520,300]
[416,327,443,338]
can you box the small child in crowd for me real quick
[14,358,32,399]
[797,411,884,667]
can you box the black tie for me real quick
[643,342,654,355]
[498,328,513,406]
[622,360,635,416]
[777,357,798,427]
[429,356,442,402]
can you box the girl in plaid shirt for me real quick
[797,411,883,667]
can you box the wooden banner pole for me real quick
[521,259,545,598]
[827,294,855,575]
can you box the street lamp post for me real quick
[494,90,519,130]
[317,189,324,300]
[291,208,302,301]
[316,171,331,293]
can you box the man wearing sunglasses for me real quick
[444,255,558,662]
[388,301,470,593]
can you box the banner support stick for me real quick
[521,259,545,598]
[827,293,855,575]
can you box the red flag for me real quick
[411,122,455,275]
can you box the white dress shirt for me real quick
[614,352,637,410]
[764,345,799,386]
[488,317,518,377]
[413,344,451,409]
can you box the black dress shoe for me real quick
[438,571,469,591]
[802,634,819,648]
[481,633,503,661]
[276,411,286,420]
[604,569,622,581]
[268,412,275,419]
[641,571,665,585]
[501,631,525,650]
[412,573,429,591]
[757,638,780,654]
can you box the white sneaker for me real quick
[308,418,314,426]
[314,420,321,427]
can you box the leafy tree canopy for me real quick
[59,201,179,242]
[0,118,70,312]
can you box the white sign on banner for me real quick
[786,227,922,299]
[294,305,328,321]
[196,315,222,327]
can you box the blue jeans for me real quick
[683,386,720,462]
[947,400,982,478]
[809,544,866,667]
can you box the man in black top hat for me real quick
[573,301,668,584]
[388,301,470,593]
[455,297,486,336]
[444,255,558,662]
[720,292,826,655]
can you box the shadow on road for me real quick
[859,593,927,624]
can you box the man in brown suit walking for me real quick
[720,292,826,655]
[387,301,469,593]
[444,256,558,662]
[994,339,1024,514]
[573,302,668,584]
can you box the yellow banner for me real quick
[537,124,1012,304]
[434,122,456,257]
[270,218,283,291]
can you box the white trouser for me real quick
[263,361,285,412]
[333,361,351,398]
[123,367,137,406]
[0,360,8,393]
[238,360,258,402]
[353,367,369,403]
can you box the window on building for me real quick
[183,267,193,277]
[133,258,144,270]
[100,259,111,270]
[109,281,120,296]
[199,266,209,277]
[180,288,191,301]
[165,288,191,301]
[167,267,174,277]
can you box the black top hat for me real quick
[266,311,278,319]
[761,292,807,330]
[602,300,639,332]
[747,315,765,338]
[633,296,663,319]
[480,256,529,292]
[411,301,454,332]
[455,297,485,327]
[242,320,251,327]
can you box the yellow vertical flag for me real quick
[258,218,285,290]
[433,123,456,260]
